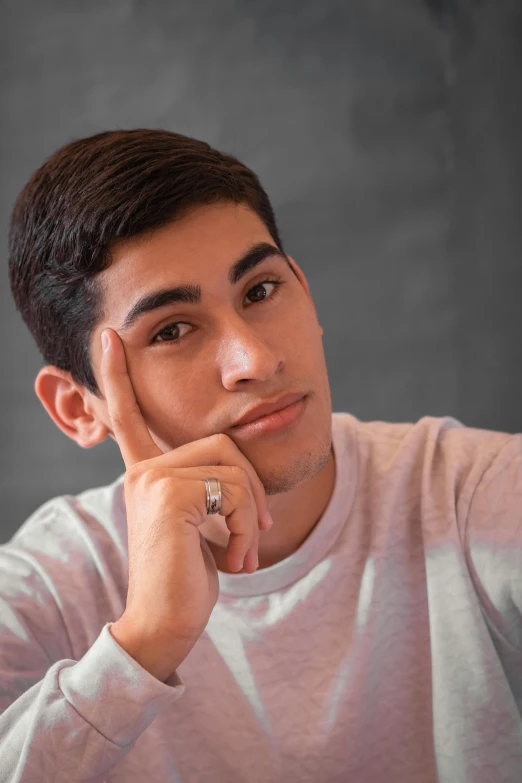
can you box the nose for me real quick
[217,317,283,390]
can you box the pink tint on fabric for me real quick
[0,413,521,781]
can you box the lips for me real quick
[232,392,306,428]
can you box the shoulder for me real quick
[332,410,515,497]
[9,473,127,555]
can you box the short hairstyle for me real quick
[8,129,285,396]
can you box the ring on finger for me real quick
[203,477,222,515]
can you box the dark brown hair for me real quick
[8,129,285,396]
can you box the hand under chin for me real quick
[198,515,230,550]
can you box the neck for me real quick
[203,447,336,573]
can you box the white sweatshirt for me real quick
[0,412,521,782]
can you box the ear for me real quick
[34,366,111,449]
[286,255,324,337]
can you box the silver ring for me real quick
[203,477,222,515]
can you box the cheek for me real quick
[147,396,208,450]
[145,351,205,401]
[282,305,323,359]
[136,358,212,445]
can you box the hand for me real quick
[100,328,272,680]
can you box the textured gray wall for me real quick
[1,0,521,541]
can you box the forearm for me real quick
[0,624,185,782]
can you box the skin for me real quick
[35,201,336,572]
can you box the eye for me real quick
[152,322,192,344]
[151,278,284,345]
[245,278,283,305]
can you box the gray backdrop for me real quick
[1,0,521,542]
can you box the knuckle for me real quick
[153,476,175,504]
[232,482,253,510]
[128,466,162,491]
[145,470,173,493]
[227,464,248,483]
[140,467,159,486]
[142,473,183,511]
[209,432,231,448]
[124,463,143,487]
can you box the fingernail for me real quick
[265,511,274,528]
[255,554,259,570]
[101,331,109,352]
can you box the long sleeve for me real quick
[463,433,522,654]
[0,543,185,782]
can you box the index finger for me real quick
[100,328,162,468]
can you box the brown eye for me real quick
[152,322,192,344]
[245,280,280,304]
[156,324,180,342]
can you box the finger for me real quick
[219,442,272,530]
[241,529,260,573]
[218,479,258,573]
[160,435,272,531]
[197,468,258,573]
[100,328,162,468]
[160,467,259,573]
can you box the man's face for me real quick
[91,201,332,495]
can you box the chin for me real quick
[255,432,332,496]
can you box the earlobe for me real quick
[34,366,110,449]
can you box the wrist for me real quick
[110,617,188,683]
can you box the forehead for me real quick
[98,202,272,315]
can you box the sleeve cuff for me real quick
[58,622,185,748]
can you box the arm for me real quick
[0,547,185,783]
[463,433,522,653]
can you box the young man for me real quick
[1,129,521,783]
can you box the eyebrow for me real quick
[119,241,288,333]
